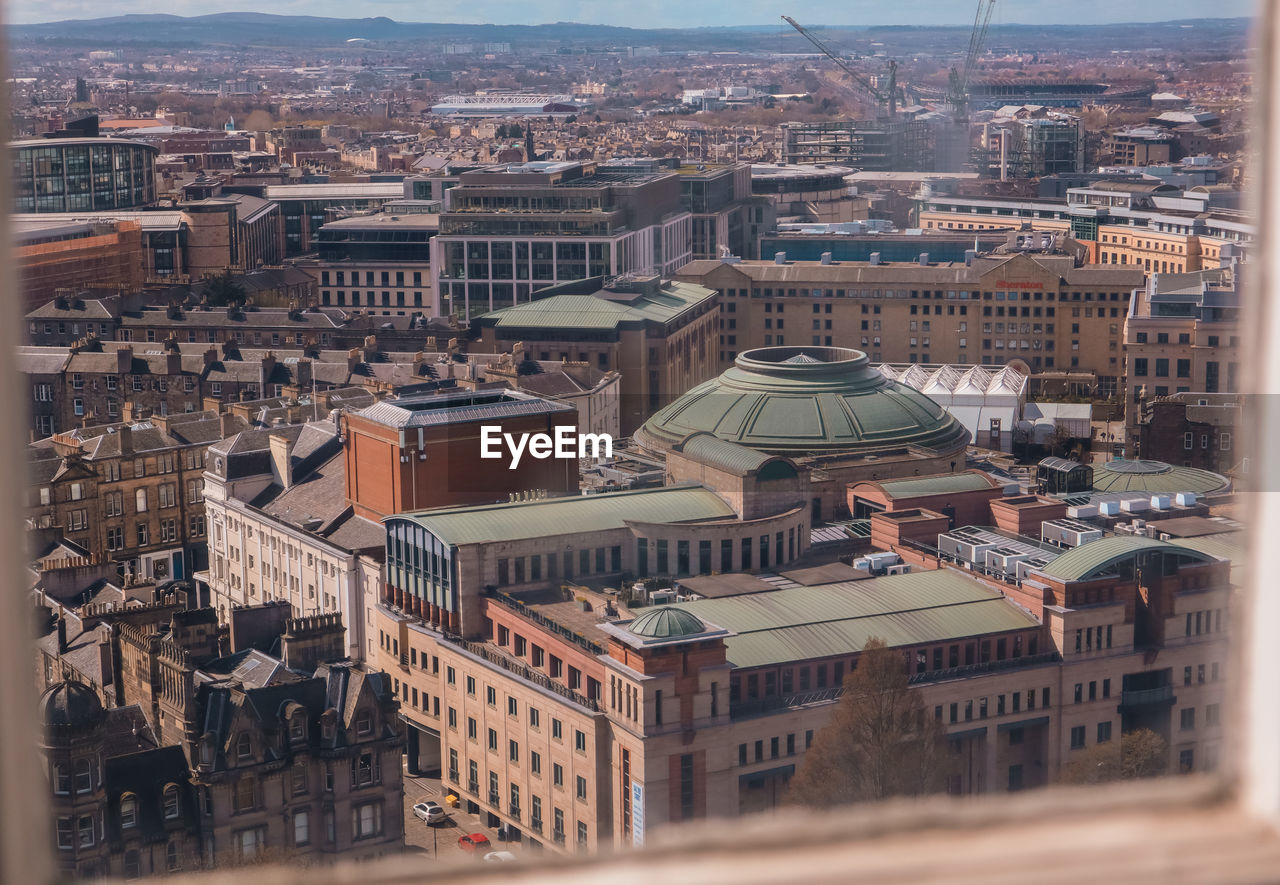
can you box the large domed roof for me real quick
[629,607,707,639]
[39,680,104,731]
[637,346,971,457]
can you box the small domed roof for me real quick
[39,680,104,730]
[628,607,707,639]
[1092,459,1230,496]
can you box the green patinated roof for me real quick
[1091,459,1229,496]
[478,281,714,330]
[629,607,708,639]
[637,346,971,457]
[673,432,792,477]
[671,569,1039,669]
[1035,535,1218,582]
[875,471,1003,500]
[395,485,735,546]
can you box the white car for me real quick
[483,851,517,863]
[412,801,447,824]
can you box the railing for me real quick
[909,652,1063,686]
[730,686,845,720]
[529,817,542,834]
[509,804,521,821]
[1120,685,1176,707]
[488,590,607,656]
[448,768,459,785]
[467,780,479,795]
[439,631,602,713]
[488,790,501,807]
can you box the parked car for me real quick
[412,801,447,824]
[483,851,517,863]
[458,833,492,853]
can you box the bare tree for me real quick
[1057,728,1169,785]
[788,639,948,808]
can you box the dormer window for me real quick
[163,785,180,820]
[290,714,306,742]
[236,733,253,762]
[356,713,372,736]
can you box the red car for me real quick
[458,833,492,853]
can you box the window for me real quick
[1098,721,1113,743]
[1181,708,1197,730]
[294,810,311,847]
[56,818,73,850]
[53,764,69,795]
[553,763,564,788]
[163,784,181,818]
[120,793,138,828]
[352,802,383,839]
[233,776,255,814]
[509,739,519,763]
[78,815,94,847]
[575,730,587,752]
[236,733,252,761]
[531,751,542,775]
[74,759,92,793]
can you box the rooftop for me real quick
[352,389,575,430]
[671,569,1040,670]
[477,279,715,331]
[395,485,736,547]
[1034,535,1218,582]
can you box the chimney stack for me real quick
[116,345,133,375]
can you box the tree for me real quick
[788,639,948,808]
[203,269,247,308]
[1057,728,1169,785]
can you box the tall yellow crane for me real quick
[781,15,899,119]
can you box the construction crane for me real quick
[947,0,997,121]
[781,15,898,119]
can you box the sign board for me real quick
[631,781,645,847]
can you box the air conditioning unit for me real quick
[884,563,912,576]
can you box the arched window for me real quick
[74,759,92,794]
[119,793,138,829]
[162,785,180,820]
[289,712,306,742]
[52,763,70,795]
[235,733,252,762]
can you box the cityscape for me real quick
[8,3,1257,880]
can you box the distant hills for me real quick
[6,12,1251,50]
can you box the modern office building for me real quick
[251,182,405,256]
[11,137,158,213]
[430,161,692,319]
[779,120,935,172]
[750,163,862,223]
[295,208,438,314]
[915,185,1252,274]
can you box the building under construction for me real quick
[780,117,938,172]
[978,110,1084,179]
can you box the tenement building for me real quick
[37,603,405,877]
[675,233,1143,387]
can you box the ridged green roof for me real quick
[395,485,735,546]
[671,569,1038,669]
[478,281,714,330]
[637,346,971,457]
[1092,459,1229,496]
[875,471,1003,500]
[1035,535,1218,582]
[673,432,794,477]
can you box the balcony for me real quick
[1119,685,1176,710]
[488,790,501,808]
[448,768,459,785]
[467,780,479,796]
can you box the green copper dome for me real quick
[628,607,707,639]
[637,346,971,457]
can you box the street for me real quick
[401,768,529,867]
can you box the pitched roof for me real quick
[397,485,736,546]
[672,569,1040,669]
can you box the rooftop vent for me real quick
[820,251,833,265]
[774,251,787,265]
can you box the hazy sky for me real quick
[7,0,1257,27]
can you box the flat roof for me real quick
[263,183,404,200]
[352,389,574,430]
[672,569,1039,669]
[395,485,736,547]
